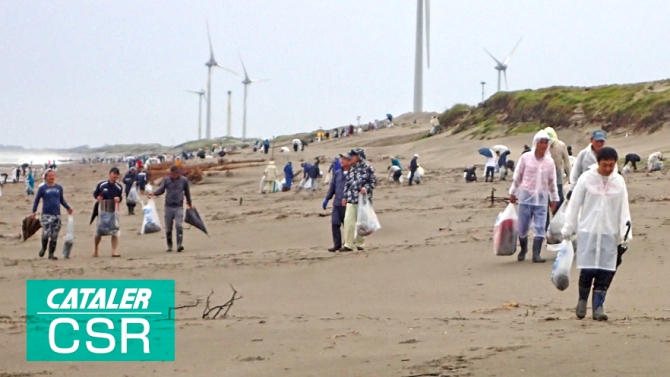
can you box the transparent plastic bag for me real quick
[551,239,574,291]
[97,201,120,236]
[62,216,74,258]
[355,194,381,238]
[141,198,162,234]
[546,202,567,245]
[493,203,518,256]
[127,185,140,204]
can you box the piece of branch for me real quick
[167,299,200,319]
[202,285,240,319]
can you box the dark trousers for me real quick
[408,170,416,185]
[578,269,615,299]
[393,170,402,181]
[485,166,495,182]
[545,183,564,229]
[331,205,346,248]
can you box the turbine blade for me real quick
[503,37,522,65]
[206,19,214,59]
[483,48,503,65]
[216,65,239,76]
[251,79,269,82]
[238,50,250,81]
[504,70,508,90]
[425,0,430,69]
[185,90,201,94]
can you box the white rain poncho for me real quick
[647,152,663,172]
[509,130,559,206]
[570,145,597,184]
[561,166,632,271]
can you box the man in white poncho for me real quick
[509,130,559,263]
[561,147,632,321]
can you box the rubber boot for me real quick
[532,237,546,263]
[47,240,58,260]
[592,290,608,321]
[576,287,590,320]
[128,205,135,215]
[39,236,48,257]
[176,229,184,252]
[517,237,528,261]
[166,231,173,252]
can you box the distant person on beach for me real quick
[647,152,663,172]
[408,154,420,186]
[137,165,148,194]
[26,170,35,196]
[561,147,632,321]
[150,165,193,252]
[261,161,278,194]
[497,150,510,180]
[93,167,123,258]
[324,152,350,251]
[32,170,73,260]
[464,166,477,183]
[388,165,402,183]
[624,153,641,172]
[484,152,497,183]
[509,130,559,263]
[122,167,138,215]
[342,148,376,252]
[283,162,294,190]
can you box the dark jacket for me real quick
[410,157,418,172]
[122,169,138,194]
[93,180,124,203]
[33,184,70,215]
[344,161,377,204]
[325,169,346,206]
[498,150,510,168]
[284,163,294,188]
[302,163,313,179]
[153,175,192,208]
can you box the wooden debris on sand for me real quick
[147,159,267,184]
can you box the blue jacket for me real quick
[284,163,294,188]
[498,150,510,167]
[302,163,313,178]
[325,169,346,206]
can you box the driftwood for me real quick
[168,299,200,319]
[202,285,240,319]
[148,159,267,184]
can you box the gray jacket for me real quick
[154,176,192,208]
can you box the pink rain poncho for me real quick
[561,165,632,271]
[509,130,560,206]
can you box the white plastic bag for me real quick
[355,194,381,238]
[493,203,518,256]
[324,172,332,185]
[145,184,153,195]
[127,185,140,204]
[141,199,162,234]
[62,216,74,258]
[551,240,574,291]
[546,202,567,245]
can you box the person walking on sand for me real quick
[408,154,419,186]
[485,152,497,182]
[323,152,350,252]
[261,160,278,194]
[570,130,607,191]
[561,147,632,321]
[544,126,572,217]
[283,161,294,190]
[150,165,193,252]
[342,148,377,251]
[93,167,123,258]
[32,170,73,260]
[509,130,559,263]
[122,167,138,215]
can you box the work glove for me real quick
[566,190,573,200]
[322,199,329,210]
[561,225,573,240]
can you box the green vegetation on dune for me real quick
[439,80,670,137]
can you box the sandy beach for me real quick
[2,120,670,376]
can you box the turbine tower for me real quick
[484,38,522,92]
[226,91,232,138]
[204,20,237,140]
[185,88,206,140]
[413,0,430,113]
[239,51,269,142]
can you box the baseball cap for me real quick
[591,130,607,141]
[339,152,352,160]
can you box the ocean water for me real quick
[0,153,75,166]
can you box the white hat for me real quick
[414,154,419,158]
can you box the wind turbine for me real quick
[239,51,269,142]
[204,20,237,140]
[185,88,206,140]
[413,0,430,113]
[484,38,522,92]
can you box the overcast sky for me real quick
[1,0,669,148]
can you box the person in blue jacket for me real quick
[283,162,294,190]
[32,170,73,260]
[323,153,351,251]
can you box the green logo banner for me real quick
[26,279,175,362]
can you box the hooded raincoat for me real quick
[509,130,560,206]
[561,166,632,271]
